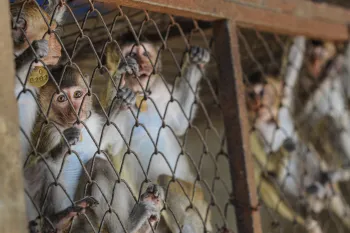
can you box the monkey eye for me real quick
[57,94,67,103]
[73,91,83,98]
[248,91,256,99]
[129,52,137,57]
[142,51,148,57]
[259,89,264,97]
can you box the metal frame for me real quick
[2,0,350,233]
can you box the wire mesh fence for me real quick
[240,26,350,233]
[7,0,350,233]
[12,0,235,232]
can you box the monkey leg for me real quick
[256,171,305,226]
[72,157,134,233]
[157,174,213,233]
[326,184,350,230]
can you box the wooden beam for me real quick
[98,0,350,41]
[0,1,27,233]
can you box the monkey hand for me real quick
[28,196,98,233]
[63,127,81,146]
[129,184,165,232]
[32,39,49,60]
[189,46,210,66]
[118,55,139,76]
[139,184,165,222]
[116,87,136,109]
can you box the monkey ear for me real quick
[12,17,27,43]
[46,0,67,25]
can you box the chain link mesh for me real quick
[239,26,350,233]
[13,1,235,232]
[11,0,350,233]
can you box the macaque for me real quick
[27,64,162,233]
[26,65,109,219]
[73,161,165,233]
[247,72,350,230]
[296,41,350,165]
[102,42,213,233]
[306,40,337,79]
[11,0,66,159]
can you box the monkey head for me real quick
[306,40,336,79]
[11,0,64,65]
[246,73,282,123]
[121,42,162,93]
[39,66,91,129]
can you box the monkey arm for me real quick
[298,64,350,162]
[327,185,350,230]
[30,123,80,164]
[281,36,306,110]
[101,42,122,109]
[165,47,210,136]
[167,58,203,136]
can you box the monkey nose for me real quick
[120,77,126,87]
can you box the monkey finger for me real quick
[32,39,49,59]
[124,91,136,105]
[120,76,126,88]
[75,196,99,208]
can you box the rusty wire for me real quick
[13,0,234,232]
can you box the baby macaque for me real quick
[26,66,108,219]
[27,64,163,233]
[102,42,213,233]
[11,0,66,159]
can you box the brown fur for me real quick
[39,67,91,126]
[121,42,162,93]
[11,0,61,65]
[158,175,212,233]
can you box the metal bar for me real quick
[214,20,262,233]
[0,1,27,233]
[99,0,350,41]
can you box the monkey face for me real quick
[121,43,158,93]
[246,80,281,123]
[53,86,90,127]
[41,84,90,128]
[306,42,336,79]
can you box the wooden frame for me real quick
[2,0,349,232]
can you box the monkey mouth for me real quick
[137,70,152,79]
[135,74,150,81]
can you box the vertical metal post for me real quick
[214,20,262,233]
[0,1,27,232]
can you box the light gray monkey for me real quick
[102,42,213,233]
